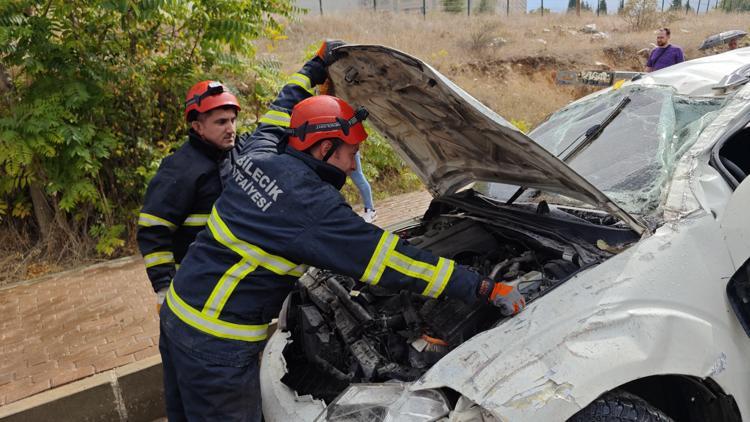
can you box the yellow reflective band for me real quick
[183,213,209,227]
[207,209,303,275]
[166,284,268,342]
[361,232,455,299]
[422,258,454,299]
[200,207,308,318]
[387,251,434,283]
[138,213,177,231]
[203,260,258,318]
[287,72,314,95]
[361,232,399,285]
[259,110,291,128]
[175,263,181,270]
[144,251,175,268]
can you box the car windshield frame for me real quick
[479,84,726,216]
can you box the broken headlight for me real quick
[316,383,450,422]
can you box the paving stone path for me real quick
[0,190,432,406]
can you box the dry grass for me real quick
[264,11,750,126]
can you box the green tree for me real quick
[0,0,296,258]
[685,0,693,10]
[477,0,495,12]
[618,0,625,13]
[568,0,577,10]
[599,0,609,13]
[442,0,465,12]
[670,0,683,9]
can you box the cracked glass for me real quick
[485,86,724,215]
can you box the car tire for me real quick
[568,391,673,422]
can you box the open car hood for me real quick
[328,45,648,235]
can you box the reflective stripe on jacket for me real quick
[137,131,230,292]
[169,57,482,343]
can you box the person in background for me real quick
[351,151,376,223]
[137,81,240,313]
[645,28,684,72]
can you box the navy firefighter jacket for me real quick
[166,57,483,343]
[137,131,234,293]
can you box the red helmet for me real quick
[184,80,240,122]
[287,95,368,151]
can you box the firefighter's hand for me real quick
[316,39,346,66]
[489,282,526,316]
[155,288,167,314]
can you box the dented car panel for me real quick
[260,47,750,421]
[415,211,750,420]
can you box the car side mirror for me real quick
[727,257,750,337]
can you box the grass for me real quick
[265,11,749,126]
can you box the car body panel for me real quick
[414,211,750,420]
[328,45,647,235]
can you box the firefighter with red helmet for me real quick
[158,41,525,421]
[137,81,241,312]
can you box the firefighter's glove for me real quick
[489,282,526,316]
[155,287,167,314]
[316,39,346,67]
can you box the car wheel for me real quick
[569,391,673,422]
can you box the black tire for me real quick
[569,391,674,422]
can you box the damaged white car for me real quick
[260,45,750,421]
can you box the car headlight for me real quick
[317,382,450,422]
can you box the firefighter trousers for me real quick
[159,306,266,422]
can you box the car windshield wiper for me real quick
[506,96,631,206]
[558,95,631,162]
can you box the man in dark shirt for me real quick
[645,28,684,72]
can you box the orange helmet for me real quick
[287,95,368,151]
[184,80,240,122]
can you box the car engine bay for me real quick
[279,198,637,403]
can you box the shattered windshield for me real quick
[485,85,723,215]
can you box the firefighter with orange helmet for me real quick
[158,41,525,421]
[137,80,241,312]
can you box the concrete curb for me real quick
[0,355,164,422]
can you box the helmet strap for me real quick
[322,138,343,162]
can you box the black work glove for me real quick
[316,39,346,67]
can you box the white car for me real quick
[260,45,750,421]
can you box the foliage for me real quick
[599,0,608,13]
[341,122,422,206]
[621,0,660,30]
[510,119,531,133]
[442,0,465,13]
[670,0,683,9]
[0,0,297,258]
[719,0,750,11]
[477,0,495,13]
[618,0,626,13]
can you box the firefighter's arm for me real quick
[253,41,342,142]
[293,199,482,305]
[136,158,197,293]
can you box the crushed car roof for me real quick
[635,46,750,96]
[328,44,648,235]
